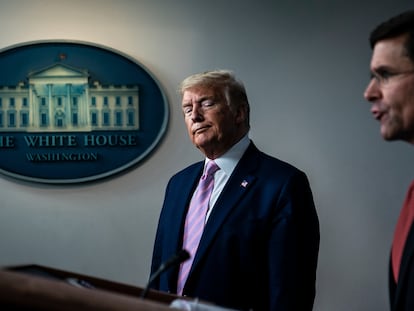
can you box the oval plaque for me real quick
[0,40,168,183]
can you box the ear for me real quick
[235,105,247,125]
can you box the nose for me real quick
[364,79,382,102]
[191,105,204,122]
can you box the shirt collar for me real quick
[205,135,250,176]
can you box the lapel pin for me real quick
[241,180,248,188]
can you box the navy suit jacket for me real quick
[150,142,319,310]
[390,223,414,311]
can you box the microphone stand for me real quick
[140,249,189,299]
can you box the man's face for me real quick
[181,85,245,159]
[364,34,414,143]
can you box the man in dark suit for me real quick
[149,70,319,310]
[364,10,414,311]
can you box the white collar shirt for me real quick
[203,135,250,222]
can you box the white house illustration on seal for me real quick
[0,63,140,132]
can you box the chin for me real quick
[381,131,394,141]
[194,136,212,147]
[380,126,395,141]
[381,131,399,141]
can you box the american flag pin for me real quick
[241,180,248,188]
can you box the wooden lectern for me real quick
[0,264,179,310]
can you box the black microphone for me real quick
[140,249,190,299]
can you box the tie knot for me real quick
[204,160,220,178]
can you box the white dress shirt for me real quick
[203,135,250,222]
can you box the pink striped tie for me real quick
[177,160,220,295]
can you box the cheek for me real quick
[397,86,414,115]
[184,119,193,134]
[402,102,414,125]
[213,118,229,134]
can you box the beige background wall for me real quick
[0,1,413,310]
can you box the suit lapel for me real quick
[188,144,259,275]
[174,163,203,221]
[394,222,414,308]
[166,162,203,289]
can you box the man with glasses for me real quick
[364,10,414,311]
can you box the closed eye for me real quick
[182,104,192,115]
[200,100,215,108]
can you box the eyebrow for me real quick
[371,65,392,72]
[182,95,215,106]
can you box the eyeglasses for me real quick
[370,68,414,86]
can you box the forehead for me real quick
[182,85,224,101]
[371,34,412,69]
